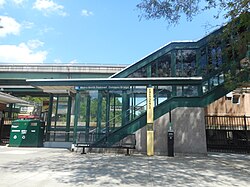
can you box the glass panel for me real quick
[151,61,158,77]
[109,91,122,129]
[202,81,209,93]
[158,53,171,77]
[176,86,182,96]
[176,50,182,76]
[50,96,68,142]
[128,66,147,78]
[210,76,219,88]
[182,50,196,76]
[219,73,224,84]
[200,47,208,75]
[208,46,223,70]
[158,86,172,104]
[183,86,198,97]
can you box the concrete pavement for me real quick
[0,146,250,187]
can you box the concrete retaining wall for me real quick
[135,107,207,155]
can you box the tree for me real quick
[137,0,249,26]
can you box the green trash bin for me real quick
[9,119,45,147]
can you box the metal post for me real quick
[122,90,129,126]
[73,92,80,144]
[85,95,91,142]
[46,94,53,141]
[8,103,13,118]
[53,96,59,141]
[113,95,116,129]
[97,91,103,136]
[244,115,249,147]
[65,96,72,142]
[105,92,110,136]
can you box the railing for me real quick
[206,115,250,130]
[205,115,250,153]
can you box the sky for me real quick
[0,0,226,65]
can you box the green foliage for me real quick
[20,96,47,105]
[137,0,249,25]
[137,0,250,88]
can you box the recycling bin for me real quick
[9,119,45,147]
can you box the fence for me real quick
[205,115,250,153]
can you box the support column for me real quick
[8,103,13,118]
[53,96,59,141]
[147,87,154,156]
[46,94,53,141]
[105,92,110,135]
[122,90,129,126]
[113,95,116,129]
[97,91,103,136]
[85,95,91,142]
[73,92,80,144]
[65,96,72,142]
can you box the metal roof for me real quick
[27,77,203,93]
[0,92,29,104]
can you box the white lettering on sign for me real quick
[30,123,37,126]
[11,125,19,128]
[12,130,20,132]
[21,130,27,134]
[22,135,25,139]
[13,135,17,139]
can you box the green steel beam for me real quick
[73,92,80,144]
[97,91,103,135]
[53,96,59,141]
[0,72,113,79]
[8,103,13,118]
[105,93,110,135]
[122,90,129,126]
[65,96,72,142]
[85,95,91,142]
[27,77,203,87]
[46,94,53,141]
[111,27,223,78]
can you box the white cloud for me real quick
[81,9,93,17]
[0,0,5,8]
[33,0,68,17]
[54,59,63,64]
[27,39,44,49]
[53,59,79,64]
[0,0,26,7]
[0,16,21,37]
[22,21,34,29]
[12,0,26,6]
[38,26,54,35]
[69,59,79,64]
[0,42,47,63]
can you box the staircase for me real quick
[76,70,232,148]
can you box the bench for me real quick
[75,134,136,155]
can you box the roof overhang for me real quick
[27,77,203,93]
[0,92,29,104]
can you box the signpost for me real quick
[147,87,154,156]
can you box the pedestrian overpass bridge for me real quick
[0,22,249,155]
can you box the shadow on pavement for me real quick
[1,151,250,186]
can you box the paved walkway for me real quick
[0,146,250,187]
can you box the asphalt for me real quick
[0,146,250,187]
